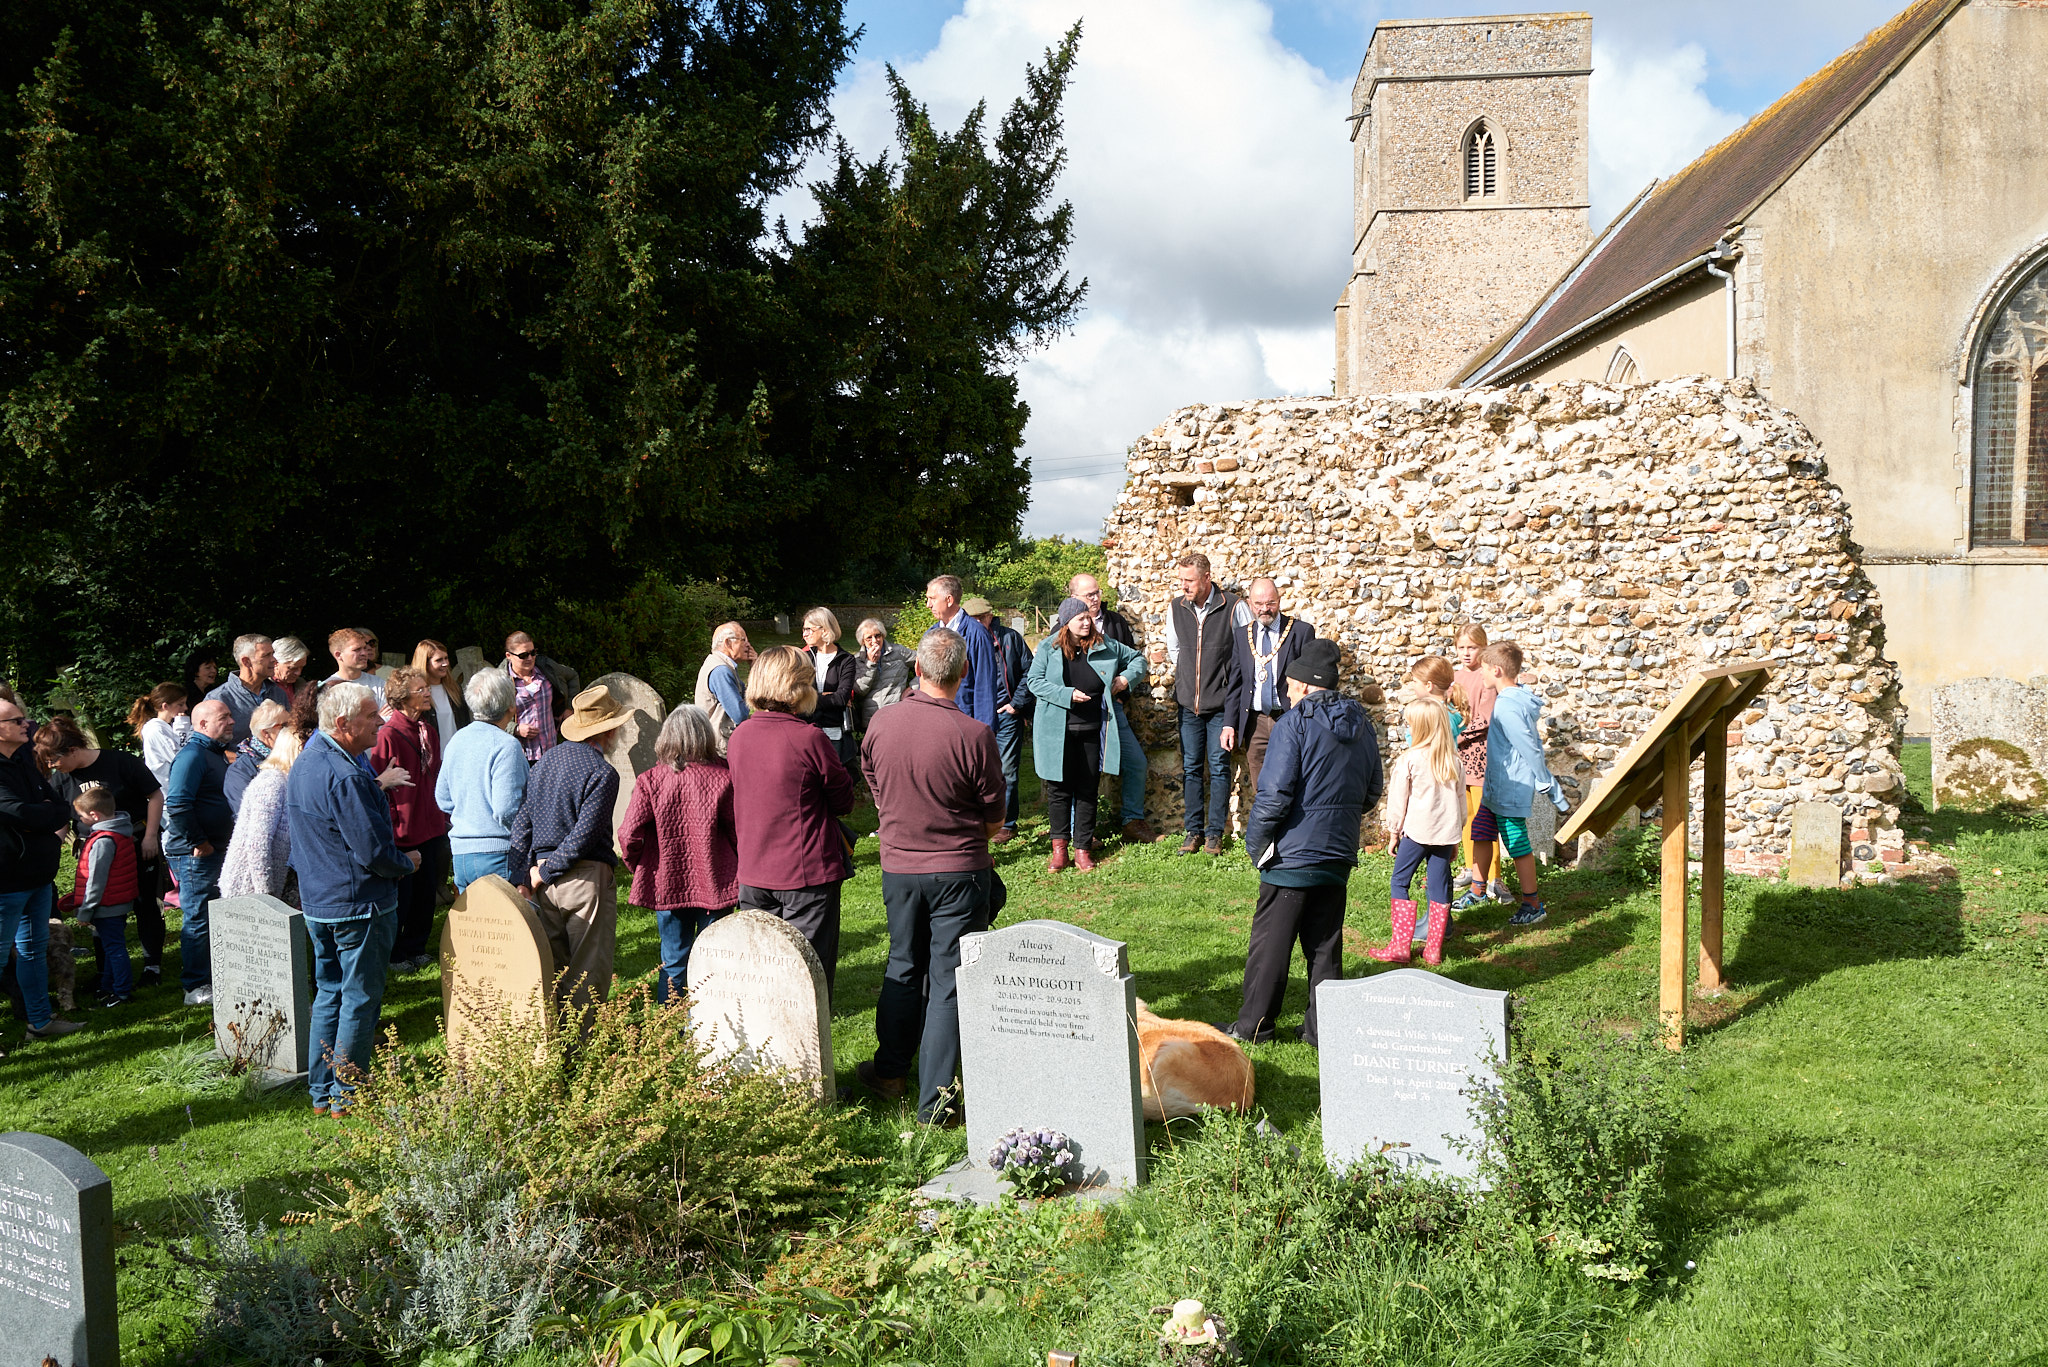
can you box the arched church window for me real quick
[1971,265,2048,546]
[1605,345,1639,385]
[1464,124,1497,200]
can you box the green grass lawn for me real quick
[6,744,2044,1364]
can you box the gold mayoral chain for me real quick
[1246,615,1295,699]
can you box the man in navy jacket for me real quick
[288,681,419,1115]
[164,699,237,1004]
[923,575,1005,727]
[1222,577,1318,800]
[969,597,1032,841]
[1222,639,1382,1048]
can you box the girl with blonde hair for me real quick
[1368,697,1464,967]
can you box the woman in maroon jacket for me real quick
[620,703,738,1002]
[726,646,855,995]
[371,667,450,972]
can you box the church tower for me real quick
[1334,13,1592,395]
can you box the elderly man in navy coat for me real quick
[1222,576,1317,799]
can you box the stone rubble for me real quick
[1100,376,1908,876]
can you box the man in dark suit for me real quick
[968,597,1033,843]
[1223,577,1317,799]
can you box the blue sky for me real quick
[823,0,1908,538]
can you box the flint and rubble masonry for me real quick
[1102,376,1906,875]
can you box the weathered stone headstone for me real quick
[955,920,1145,1190]
[1526,777,1567,864]
[1787,801,1844,887]
[1317,969,1509,1183]
[451,645,488,701]
[440,875,555,1052]
[1573,804,1638,869]
[686,909,832,1103]
[590,672,666,851]
[210,895,311,1083]
[1930,676,2048,811]
[0,1132,117,1366]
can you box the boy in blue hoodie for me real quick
[1477,642,1568,927]
[57,784,139,1004]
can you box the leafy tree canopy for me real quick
[0,0,1083,723]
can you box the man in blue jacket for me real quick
[923,575,1004,727]
[968,596,1033,842]
[1221,639,1383,1048]
[287,681,419,1116]
[163,699,237,1005]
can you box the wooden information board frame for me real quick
[1555,662,1772,1048]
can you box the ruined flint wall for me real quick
[1101,377,1907,873]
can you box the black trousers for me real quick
[393,835,451,962]
[1045,729,1103,849]
[873,869,991,1122]
[739,881,844,998]
[1233,879,1347,1047]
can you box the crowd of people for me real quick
[0,560,1562,1127]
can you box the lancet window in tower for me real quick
[1464,124,1497,200]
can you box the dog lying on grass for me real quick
[1135,999,1255,1121]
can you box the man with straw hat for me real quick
[509,684,629,1012]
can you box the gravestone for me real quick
[590,672,667,852]
[441,875,555,1052]
[451,645,488,700]
[1929,676,2048,811]
[1526,777,1567,864]
[1317,969,1509,1183]
[0,1132,117,1366]
[209,894,312,1084]
[954,920,1145,1190]
[686,909,833,1103]
[1787,801,1844,887]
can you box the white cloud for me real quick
[1588,40,1745,228]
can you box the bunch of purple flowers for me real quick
[988,1126,1076,1198]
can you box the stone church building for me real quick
[1334,1,2048,722]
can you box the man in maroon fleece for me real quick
[856,629,1005,1126]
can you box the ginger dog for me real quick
[1135,999,1255,1121]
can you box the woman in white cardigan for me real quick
[221,728,304,904]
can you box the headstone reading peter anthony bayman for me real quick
[686,908,833,1103]
[1317,969,1509,1183]
[954,920,1145,1190]
[0,1132,117,1366]
[209,894,312,1083]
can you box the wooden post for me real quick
[1660,738,1690,1050]
[1698,703,1732,996]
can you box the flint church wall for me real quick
[1101,376,1908,874]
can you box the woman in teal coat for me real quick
[1026,597,1147,872]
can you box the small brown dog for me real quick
[1135,999,1256,1121]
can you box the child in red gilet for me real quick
[58,784,139,1005]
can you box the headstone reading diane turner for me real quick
[0,1132,118,1366]
[954,920,1146,1191]
[589,672,666,853]
[440,874,556,1051]
[1317,969,1509,1184]
[209,894,312,1084]
[686,909,834,1104]
[1788,801,1845,888]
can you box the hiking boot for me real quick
[990,827,1016,846]
[856,1059,907,1102]
[1203,837,1223,856]
[1177,833,1203,856]
[1121,818,1160,845]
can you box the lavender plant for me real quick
[988,1127,1076,1198]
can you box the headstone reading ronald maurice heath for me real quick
[955,920,1145,1189]
[686,908,833,1103]
[0,1132,117,1366]
[209,894,312,1083]
[441,874,555,1051]
[1317,969,1509,1183]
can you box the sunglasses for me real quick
[509,650,537,660]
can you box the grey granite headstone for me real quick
[1787,801,1844,887]
[210,895,312,1084]
[1317,969,1509,1183]
[1526,779,1566,864]
[954,920,1145,1190]
[590,672,666,852]
[0,1132,117,1366]
[687,909,833,1104]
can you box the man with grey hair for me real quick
[1066,572,1156,844]
[207,633,285,746]
[857,628,1005,1126]
[694,621,753,752]
[436,669,529,892]
[288,681,420,1116]
[1223,576,1317,799]
[922,575,1002,727]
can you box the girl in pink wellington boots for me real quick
[1371,698,1465,967]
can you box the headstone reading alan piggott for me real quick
[589,672,666,853]
[1317,969,1509,1183]
[0,1132,117,1366]
[1787,801,1844,887]
[686,909,833,1103]
[209,894,312,1084]
[955,920,1145,1189]
[441,874,556,1053]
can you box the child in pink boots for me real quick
[1371,698,1465,967]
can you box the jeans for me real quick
[452,849,509,893]
[1178,706,1231,838]
[168,849,225,991]
[0,885,54,1030]
[92,908,134,1000]
[993,709,1023,828]
[655,906,728,1003]
[1115,700,1147,824]
[873,869,991,1122]
[307,907,397,1108]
